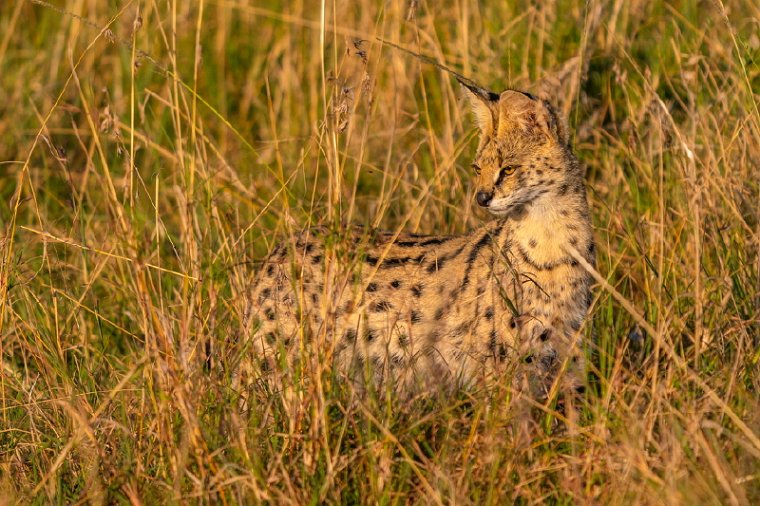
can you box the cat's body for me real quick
[245,85,594,398]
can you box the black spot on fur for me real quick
[311,254,322,264]
[422,237,449,246]
[539,329,551,341]
[366,282,378,292]
[524,355,534,364]
[370,300,393,312]
[396,237,449,247]
[411,284,423,297]
[434,307,445,320]
[265,332,276,344]
[398,334,408,347]
[266,264,275,277]
[343,328,357,342]
[395,240,420,248]
[426,258,443,273]
[488,330,498,353]
[558,183,569,196]
[390,280,401,289]
[379,255,424,269]
[484,307,494,320]
[371,355,384,369]
[382,257,408,268]
[541,352,558,370]
[311,293,319,304]
[529,238,538,248]
[365,328,377,342]
[426,248,462,273]
[304,243,314,254]
[509,317,517,329]
[264,308,276,321]
[410,310,422,323]
[454,322,472,336]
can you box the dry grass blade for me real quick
[1,0,758,503]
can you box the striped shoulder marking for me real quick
[394,237,452,248]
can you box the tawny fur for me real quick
[243,86,595,398]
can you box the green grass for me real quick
[1,0,759,503]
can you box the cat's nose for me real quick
[476,190,493,207]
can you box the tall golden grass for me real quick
[0,0,758,503]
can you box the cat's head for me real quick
[462,83,572,216]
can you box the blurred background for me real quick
[0,0,758,503]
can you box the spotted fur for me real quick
[244,86,595,397]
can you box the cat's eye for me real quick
[471,163,481,175]
[500,165,518,176]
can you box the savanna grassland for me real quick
[1,0,759,503]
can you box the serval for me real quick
[244,81,595,401]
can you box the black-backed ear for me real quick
[458,78,499,137]
[497,90,536,137]
[542,100,570,146]
[497,90,568,145]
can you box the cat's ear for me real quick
[458,79,499,137]
[498,90,568,145]
[541,100,569,146]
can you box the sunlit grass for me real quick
[0,0,758,503]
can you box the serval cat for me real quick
[244,82,594,400]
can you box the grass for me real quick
[1,0,759,503]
